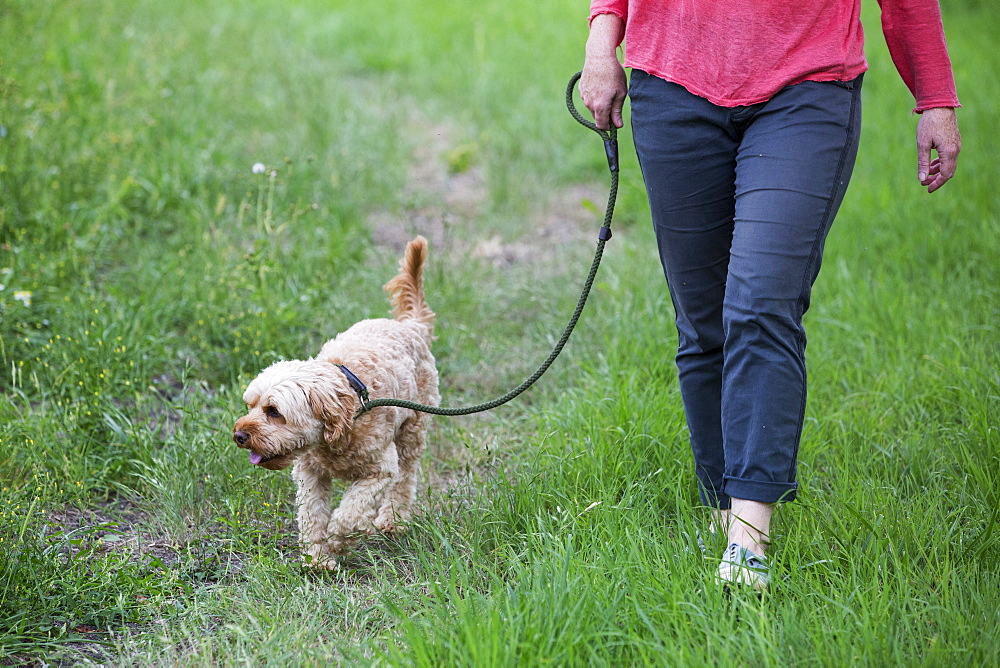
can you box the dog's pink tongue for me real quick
[249,452,264,466]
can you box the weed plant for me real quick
[1,0,997,665]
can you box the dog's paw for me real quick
[375,506,413,534]
[302,553,340,571]
[374,517,412,536]
[372,517,396,534]
[301,543,340,570]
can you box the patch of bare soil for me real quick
[45,498,178,568]
[368,114,607,269]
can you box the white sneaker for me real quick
[717,543,769,591]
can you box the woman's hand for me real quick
[916,107,961,193]
[581,13,627,130]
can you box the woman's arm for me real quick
[878,0,961,192]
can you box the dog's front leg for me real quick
[324,446,399,555]
[375,418,427,533]
[292,460,336,569]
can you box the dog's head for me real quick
[232,360,357,470]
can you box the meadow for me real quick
[1,0,997,665]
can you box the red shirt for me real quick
[589,0,960,111]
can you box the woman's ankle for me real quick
[709,508,732,536]
[728,498,773,555]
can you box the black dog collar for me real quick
[336,364,370,404]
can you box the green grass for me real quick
[2,0,998,665]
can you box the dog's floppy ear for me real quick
[307,372,356,444]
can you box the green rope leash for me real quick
[355,71,619,418]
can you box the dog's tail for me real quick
[384,236,435,338]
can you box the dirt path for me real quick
[367,113,607,269]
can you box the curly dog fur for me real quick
[233,237,439,568]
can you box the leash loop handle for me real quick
[565,71,619,173]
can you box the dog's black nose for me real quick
[233,430,250,446]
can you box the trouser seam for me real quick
[785,80,862,482]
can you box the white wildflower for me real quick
[13,291,32,307]
[251,162,266,174]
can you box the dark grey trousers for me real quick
[629,69,864,508]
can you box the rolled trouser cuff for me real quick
[697,483,731,511]
[724,477,797,504]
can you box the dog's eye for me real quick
[264,406,283,419]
